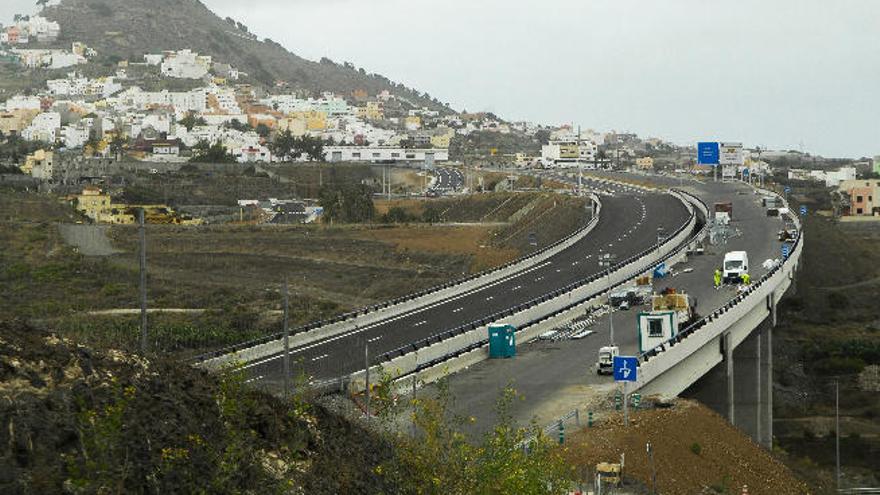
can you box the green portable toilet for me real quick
[488,323,516,358]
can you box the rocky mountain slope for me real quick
[41,0,449,110]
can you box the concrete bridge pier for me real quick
[683,316,774,449]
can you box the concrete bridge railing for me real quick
[346,189,706,391]
[195,192,602,370]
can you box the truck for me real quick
[722,251,749,283]
[597,345,619,375]
[714,201,733,224]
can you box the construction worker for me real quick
[713,269,722,289]
[742,272,751,285]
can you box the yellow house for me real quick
[405,115,422,130]
[74,187,114,222]
[0,109,38,136]
[365,101,383,120]
[430,134,451,149]
[21,149,54,175]
[277,117,308,137]
[636,157,655,170]
[289,110,327,131]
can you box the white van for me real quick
[723,251,749,283]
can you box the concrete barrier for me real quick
[197,193,603,370]
[634,186,802,396]
[348,190,703,392]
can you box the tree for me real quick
[318,184,374,223]
[294,135,325,162]
[270,130,301,162]
[190,140,236,163]
[179,113,207,132]
[254,123,271,139]
[224,119,252,133]
[109,121,129,161]
[36,0,50,8]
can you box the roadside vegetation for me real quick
[0,322,575,494]
[773,181,880,490]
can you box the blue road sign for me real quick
[784,186,792,194]
[697,142,720,165]
[800,205,807,216]
[782,243,791,260]
[613,356,638,382]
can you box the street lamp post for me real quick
[599,252,618,345]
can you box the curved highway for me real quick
[430,167,464,193]
[244,183,691,384]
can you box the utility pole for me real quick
[836,380,841,490]
[647,442,657,494]
[282,280,291,399]
[577,125,583,195]
[138,209,148,355]
[364,343,371,417]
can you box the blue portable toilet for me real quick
[488,323,516,358]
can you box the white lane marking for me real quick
[244,375,264,384]
[486,296,494,301]
[311,354,329,362]
[241,199,661,371]
[368,335,383,343]
[453,307,463,313]
[512,285,522,291]
[413,320,428,327]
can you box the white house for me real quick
[60,124,91,149]
[160,49,211,79]
[236,145,272,163]
[22,111,61,143]
[4,95,42,111]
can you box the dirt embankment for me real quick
[0,322,400,494]
[563,400,811,495]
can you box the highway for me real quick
[245,180,692,387]
[429,167,464,193]
[441,176,788,434]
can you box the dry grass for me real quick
[354,225,518,273]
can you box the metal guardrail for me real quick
[374,189,708,370]
[191,191,602,363]
[637,187,800,365]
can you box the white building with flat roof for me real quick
[160,49,211,79]
[325,146,449,163]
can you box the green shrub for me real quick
[690,442,702,455]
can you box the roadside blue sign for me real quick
[784,186,792,194]
[697,142,720,166]
[800,205,807,216]
[743,168,750,177]
[782,243,791,260]
[613,356,638,382]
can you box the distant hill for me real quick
[41,0,450,111]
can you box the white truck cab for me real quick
[597,345,620,375]
[723,251,749,283]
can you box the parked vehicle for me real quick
[597,345,619,375]
[723,251,749,283]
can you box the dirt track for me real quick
[58,224,120,256]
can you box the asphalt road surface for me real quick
[430,167,464,193]
[245,180,692,387]
[441,177,788,435]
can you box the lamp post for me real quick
[599,252,617,345]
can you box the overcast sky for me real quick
[3,0,878,157]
